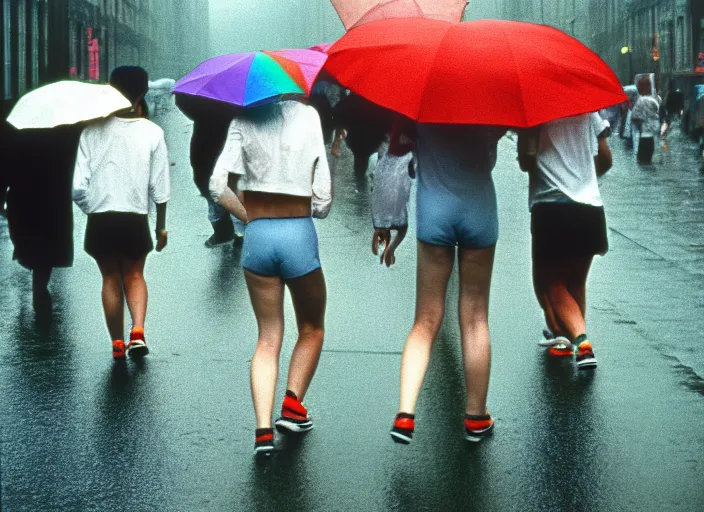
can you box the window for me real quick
[30,0,38,87]
[677,16,684,70]
[2,0,11,99]
[17,0,27,95]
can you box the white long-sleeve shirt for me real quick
[210,101,332,219]
[73,116,171,215]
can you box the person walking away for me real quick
[373,120,505,445]
[210,100,332,455]
[631,75,660,164]
[175,93,246,247]
[73,66,170,360]
[517,113,612,370]
[3,118,83,315]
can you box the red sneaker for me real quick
[390,413,415,444]
[546,336,575,357]
[274,391,313,434]
[127,328,149,359]
[112,340,126,360]
[465,413,494,442]
[576,340,597,370]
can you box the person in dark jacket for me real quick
[4,120,83,313]
[175,94,242,247]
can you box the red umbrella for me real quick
[331,0,467,30]
[324,18,628,127]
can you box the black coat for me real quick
[4,123,83,270]
[175,94,236,197]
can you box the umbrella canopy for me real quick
[7,81,131,130]
[331,0,467,30]
[173,50,327,108]
[310,43,333,54]
[324,18,628,127]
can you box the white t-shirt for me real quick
[210,100,332,219]
[529,113,608,208]
[73,116,171,215]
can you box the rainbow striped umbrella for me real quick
[173,50,327,108]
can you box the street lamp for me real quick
[621,45,634,83]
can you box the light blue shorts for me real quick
[241,217,321,280]
[416,176,499,250]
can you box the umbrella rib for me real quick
[497,22,529,128]
[418,29,455,123]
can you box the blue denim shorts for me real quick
[242,217,321,280]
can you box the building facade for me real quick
[468,0,703,88]
[1,0,210,116]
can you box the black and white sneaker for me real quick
[255,428,275,455]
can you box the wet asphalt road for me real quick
[1,110,704,511]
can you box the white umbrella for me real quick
[7,81,132,129]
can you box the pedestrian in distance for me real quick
[210,99,332,455]
[374,120,505,446]
[72,66,170,360]
[517,112,612,370]
[631,75,661,165]
[174,94,246,248]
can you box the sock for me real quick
[255,428,274,443]
[574,334,588,345]
[286,390,299,401]
[396,412,415,420]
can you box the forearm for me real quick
[217,186,248,223]
[155,202,167,232]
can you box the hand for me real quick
[372,229,391,265]
[156,229,168,252]
[372,226,407,268]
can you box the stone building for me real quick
[468,0,702,87]
[1,0,210,116]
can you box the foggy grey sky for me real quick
[209,0,345,56]
[208,0,498,56]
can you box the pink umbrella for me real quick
[331,0,468,30]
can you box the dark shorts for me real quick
[85,212,153,261]
[531,202,608,263]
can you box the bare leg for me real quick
[245,270,285,430]
[398,242,455,414]
[285,268,327,401]
[541,260,588,341]
[121,257,148,330]
[458,246,495,416]
[32,266,53,313]
[567,257,593,319]
[32,266,52,296]
[96,258,125,342]
[532,258,561,335]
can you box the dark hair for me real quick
[109,66,149,105]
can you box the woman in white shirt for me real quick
[73,66,170,360]
[518,113,612,370]
[210,100,332,455]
